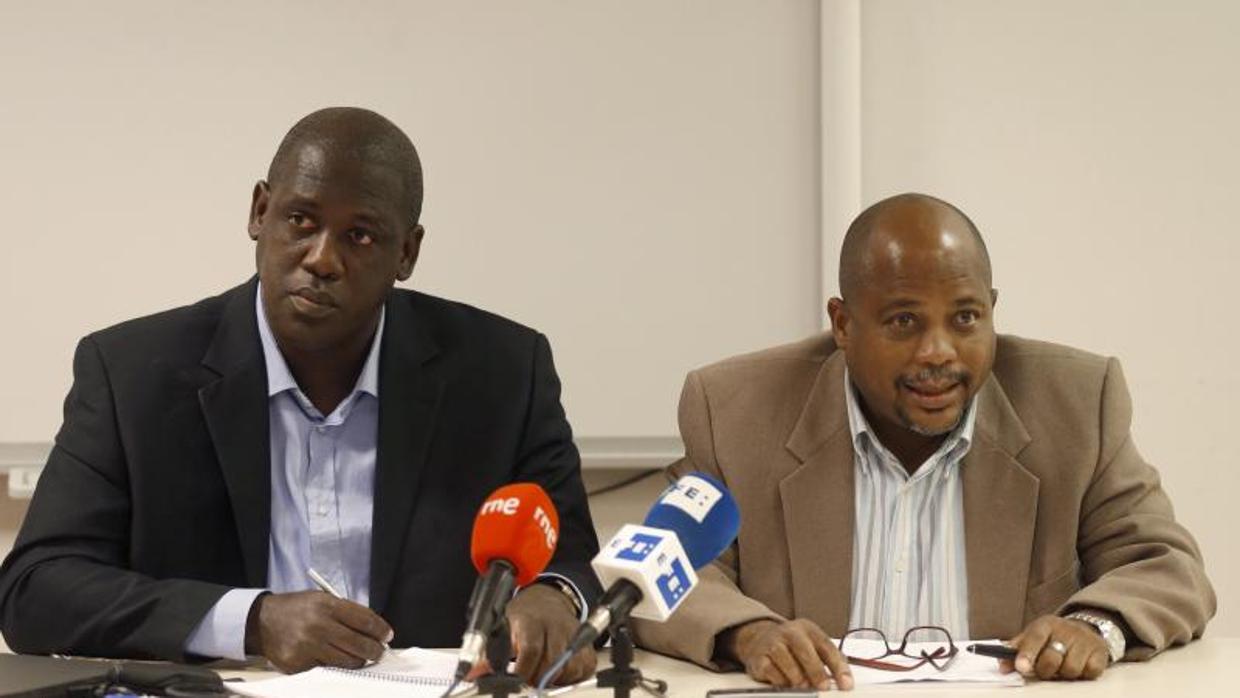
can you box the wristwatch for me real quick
[1066,611,1126,663]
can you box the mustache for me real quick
[898,366,971,388]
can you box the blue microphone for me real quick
[642,472,741,569]
[563,472,740,654]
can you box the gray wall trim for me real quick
[0,437,681,473]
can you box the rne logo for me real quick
[479,496,520,516]
[533,505,558,549]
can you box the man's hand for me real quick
[721,619,854,691]
[1001,615,1110,681]
[505,583,596,686]
[244,591,394,674]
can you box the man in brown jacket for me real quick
[633,193,1214,689]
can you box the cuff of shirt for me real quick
[533,572,589,622]
[184,587,268,660]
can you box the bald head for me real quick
[838,193,991,301]
[267,107,423,225]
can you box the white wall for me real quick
[837,0,1240,635]
[0,0,821,443]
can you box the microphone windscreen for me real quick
[642,472,740,570]
[470,483,560,586]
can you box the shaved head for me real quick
[838,193,990,301]
[267,107,424,225]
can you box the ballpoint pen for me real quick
[308,568,391,655]
[966,643,1019,660]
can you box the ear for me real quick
[396,224,424,281]
[990,287,999,308]
[248,181,270,241]
[827,297,851,349]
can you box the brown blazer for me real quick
[632,333,1215,668]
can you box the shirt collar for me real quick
[255,282,384,401]
[843,367,978,476]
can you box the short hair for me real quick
[838,192,991,299]
[267,107,424,225]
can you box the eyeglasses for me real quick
[838,626,959,672]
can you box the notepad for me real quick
[831,637,1024,687]
[231,647,461,698]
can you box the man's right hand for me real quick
[244,591,394,673]
[720,618,854,691]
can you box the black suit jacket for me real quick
[0,279,602,660]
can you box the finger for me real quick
[1082,649,1108,680]
[560,646,597,685]
[315,638,368,670]
[321,621,386,664]
[511,617,545,683]
[751,655,787,687]
[998,658,1016,674]
[810,632,853,691]
[1013,621,1051,676]
[787,631,830,690]
[330,600,394,643]
[1034,638,1066,680]
[1057,641,1091,680]
[769,643,807,688]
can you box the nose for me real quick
[915,324,958,366]
[302,230,344,280]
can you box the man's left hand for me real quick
[467,583,596,686]
[1002,615,1110,681]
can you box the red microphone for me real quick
[470,483,559,586]
[456,483,560,680]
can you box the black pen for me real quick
[966,643,1019,660]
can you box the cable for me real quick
[535,648,576,696]
[585,468,662,497]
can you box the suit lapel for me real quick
[369,291,443,614]
[198,279,271,588]
[781,350,855,634]
[962,376,1038,638]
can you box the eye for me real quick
[885,312,919,335]
[955,309,980,326]
[287,211,315,228]
[348,228,375,246]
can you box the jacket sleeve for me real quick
[631,370,783,670]
[0,336,230,660]
[1059,358,1216,660]
[511,333,603,607]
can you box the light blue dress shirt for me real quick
[184,285,384,659]
[844,369,977,641]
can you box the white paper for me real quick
[231,647,461,698]
[832,638,1023,687]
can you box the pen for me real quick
[308,568,391,656]
[966,643,1019,660]
[307,567,343,598]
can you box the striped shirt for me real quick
[844,371,977,641]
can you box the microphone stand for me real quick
[546,620,667,698]
[474,616,526,698]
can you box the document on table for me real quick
[231,647,462,698]
[832,638,1024,687]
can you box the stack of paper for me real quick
[833,638,1023,687]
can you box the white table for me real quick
[214,639,1237,697]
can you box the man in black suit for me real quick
[0,108,601,682]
